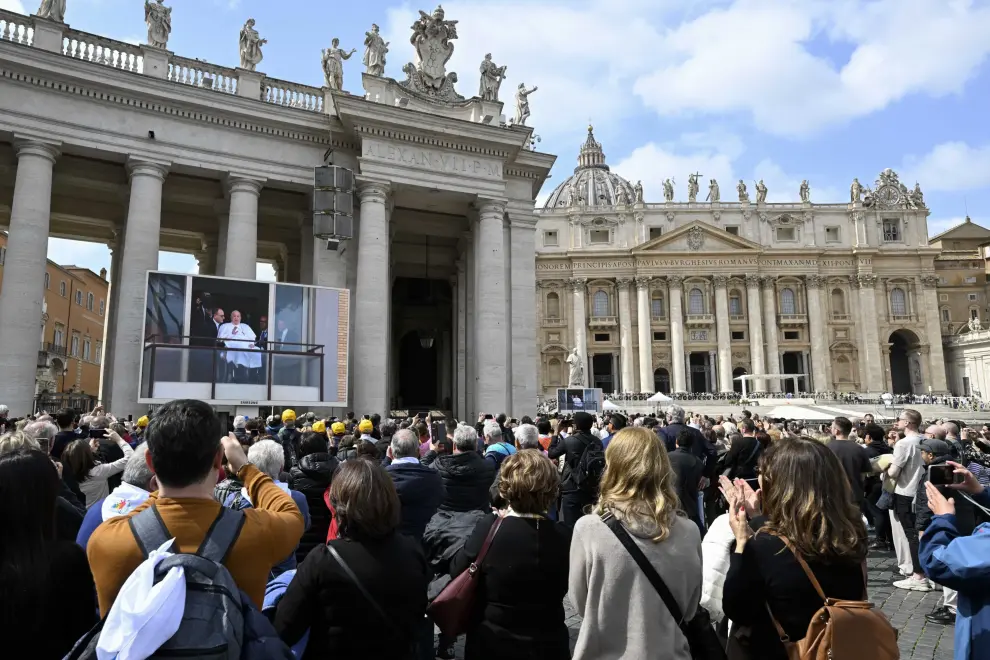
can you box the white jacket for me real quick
[700,512,735,623]
[80,438,134,508]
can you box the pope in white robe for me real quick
[217,311,262,371]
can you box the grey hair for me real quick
[90,415,109,430]
[452,424,478,451]
[391,428,421,459]
[122,444,155,490]
[0,431,40,456]
[514,424,540,450]
[24,420,58,442]
[247,439,285,480]
[482,419,502,443]
[0,404,8,415]
[79,415,94,426]
[667,404,686,424]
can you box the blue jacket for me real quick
[919,488,990,660]
[386,459,445,541]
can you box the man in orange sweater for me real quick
[88,399,305,616]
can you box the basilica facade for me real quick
[535,128,957,397]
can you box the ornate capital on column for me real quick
[668,275,684,288]
[635,276,652,291]
[476,198,507,220]
[848,274,861,289]
[568,277,587,293]
[356,180,391,204]
[744,273,762,287]
[712,275,729,289]
[13,137,61,164]
[616,277,633,288]
[760,275,777,288]
[920,274,939,289]
[225,174,265,197]
[806,275,826,289]
[857,273,878,287]
[125,157,170,182]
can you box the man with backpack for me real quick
[87,398,305,616]
[549,411,605,526]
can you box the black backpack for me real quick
[573,436,606,493]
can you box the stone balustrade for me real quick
[261,77,324,112]
[168,55,238,95]
[62,28,143,73]
[0,9,33,45]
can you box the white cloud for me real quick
[902,141,990,192]
[926,215,970,238]
[47,238,110,274]
[0,0,25,14]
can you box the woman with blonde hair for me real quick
[569,426,702,660]
[722,436,872,659]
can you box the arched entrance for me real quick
[732,368,747,394]
[889,329,921,394]
[398,330,438,408]
[653,367,670,394]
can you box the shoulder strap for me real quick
[326,543,409,644]
[129,504,171,559]
[773,534,828,601]
[197,507,246,563]
[601,513,688,632]
[471,515,504,569]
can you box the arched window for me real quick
[546,292,560,319]
[688,288,704,315]
[890,288,907,316]
[728,289,743,316]
[548,358,562,385]
[781,288,796,315]
[831,288,846,315]
[653,367,670,394]
[592,290,609,317]
[651,292,665,319]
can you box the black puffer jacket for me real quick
[289,452,339,563]
[433,451,496,513]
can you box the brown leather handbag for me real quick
[427,516,504,637]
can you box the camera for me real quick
[326,238,341,251]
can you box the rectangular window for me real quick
[86,293,94,311]
[70,335,80,357]
[99,299,105,316]
[972,309,979,320]
[652,331,666,341]
[59,281,66,297]
[731,330,745,340]
[825,226,840,243]
[589,229,610,244]
[542,230,558,247]
[75,290,82,305]
[593,333,611,342]
[882,218,901,242]
[941,308,951,322]
[783,330,800,340]
[969,293,978,302]
[53,326,64,348]
[44,272,50,289]
[939,294,948,302]
[95,341,103,365]
[965,277,977,284]
[776,227,796,242]
[0,246,5,266]
[83,339,91,361]
[649,227,663,240]
[724,226,739,236]
[689,330,708,341]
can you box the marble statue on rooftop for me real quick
[566,347,586,387]
[144,0,171,49]
[238,19,266,71]
[636,180,645,203]
[322,38,356,91]
[707,179,720,203]
[514,83,538,126]
[912,182,925,208]
[662,178,673,202]
[36,0,66,22]
[850,177,862,203]
[799,179,810,203]
[755,179,767,204]
[478,53,506,101]
[363,23,389,77]
[687,173,701,202]
[737,179,749,202]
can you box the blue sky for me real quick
[6,0,990,276]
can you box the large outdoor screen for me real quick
[139,272,350,406]
[556,388,603,414]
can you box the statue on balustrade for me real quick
[238,18,266,71]
[799,179,810,203]
[687,173,701,202]
[755,178,768,203]
[662,178,674,202]
[478,53,506,101]
[706,178,720,203]
[144,0,171,49]
[737,179,749,202]
[322,38,356,91]
[363,23,389,77]
[566,347,587,387]
[514,83,538,126]
[850,177,862,203]
[36,0,66,22]
[636,180,646,203]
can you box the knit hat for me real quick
[311,420,326,434]
[233,415,247,430]
[358,419,374,434]
[331,422,346,436]
[281,409,296,423]
[136,415,149,428]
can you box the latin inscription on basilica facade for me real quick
[362,139,503,180]
[541,257,854,271]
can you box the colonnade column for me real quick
[745,274,766,392]
[761,276,781,392]
[713,275,733,393]
[617,278,634,393]
[668,276,687,393]
[222,175,264,279]
[920,274,949,392]
[855,274,884,392]
[455,257,467,419]
[0,138,61,415]
[475,199,508,413]
[571,278,588,383]
[508,209,538,414]
[106,158,170,415]
[465,229,476,418]
[352,180,391,416]
[635,277,653,392]
[805,275,831,392]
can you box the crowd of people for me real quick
[1,400,989,659]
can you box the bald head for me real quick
[925,425,947,440]
[942,422,960,439]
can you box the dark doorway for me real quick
[689,352,710,393]
[592,354,614,392]
[653,367,670,394]
[889,331,915,394]
[782,352,803,393]
[733,367,747,394]
[398,330,437,408]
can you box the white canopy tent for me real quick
[647,392,674,403]
[602,399,620,411]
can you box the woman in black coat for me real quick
[449,450,572,660]
[288,431,339,563]
[720,432,762,480]
[275,459,428,660]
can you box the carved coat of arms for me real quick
[400,6,464,102]
[687,226,706,251]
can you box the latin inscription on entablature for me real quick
[362,139,503,180]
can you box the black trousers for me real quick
[560,490,594,527]
[893,493,921,575]
[866,482,891,543]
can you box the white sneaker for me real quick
[894,575,932,592]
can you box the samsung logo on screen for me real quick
[240,400,259,405]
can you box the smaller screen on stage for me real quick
[140,272,350,406]
[556,388,603,414]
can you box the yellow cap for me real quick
[331,422,346,435]
[312,420,326,434]
[358,419,374,433]
[136,415,149,428]
[281,409,296,423]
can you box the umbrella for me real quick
[602,399,620,411]
[647,392,673,403]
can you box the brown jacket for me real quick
[87,464,305,616]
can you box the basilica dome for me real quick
[543,126,637,210]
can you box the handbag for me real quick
[876,490,893,511]
[602,513,726,660]
[427,515,504,637]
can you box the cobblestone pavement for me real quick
[438,546,955,659]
